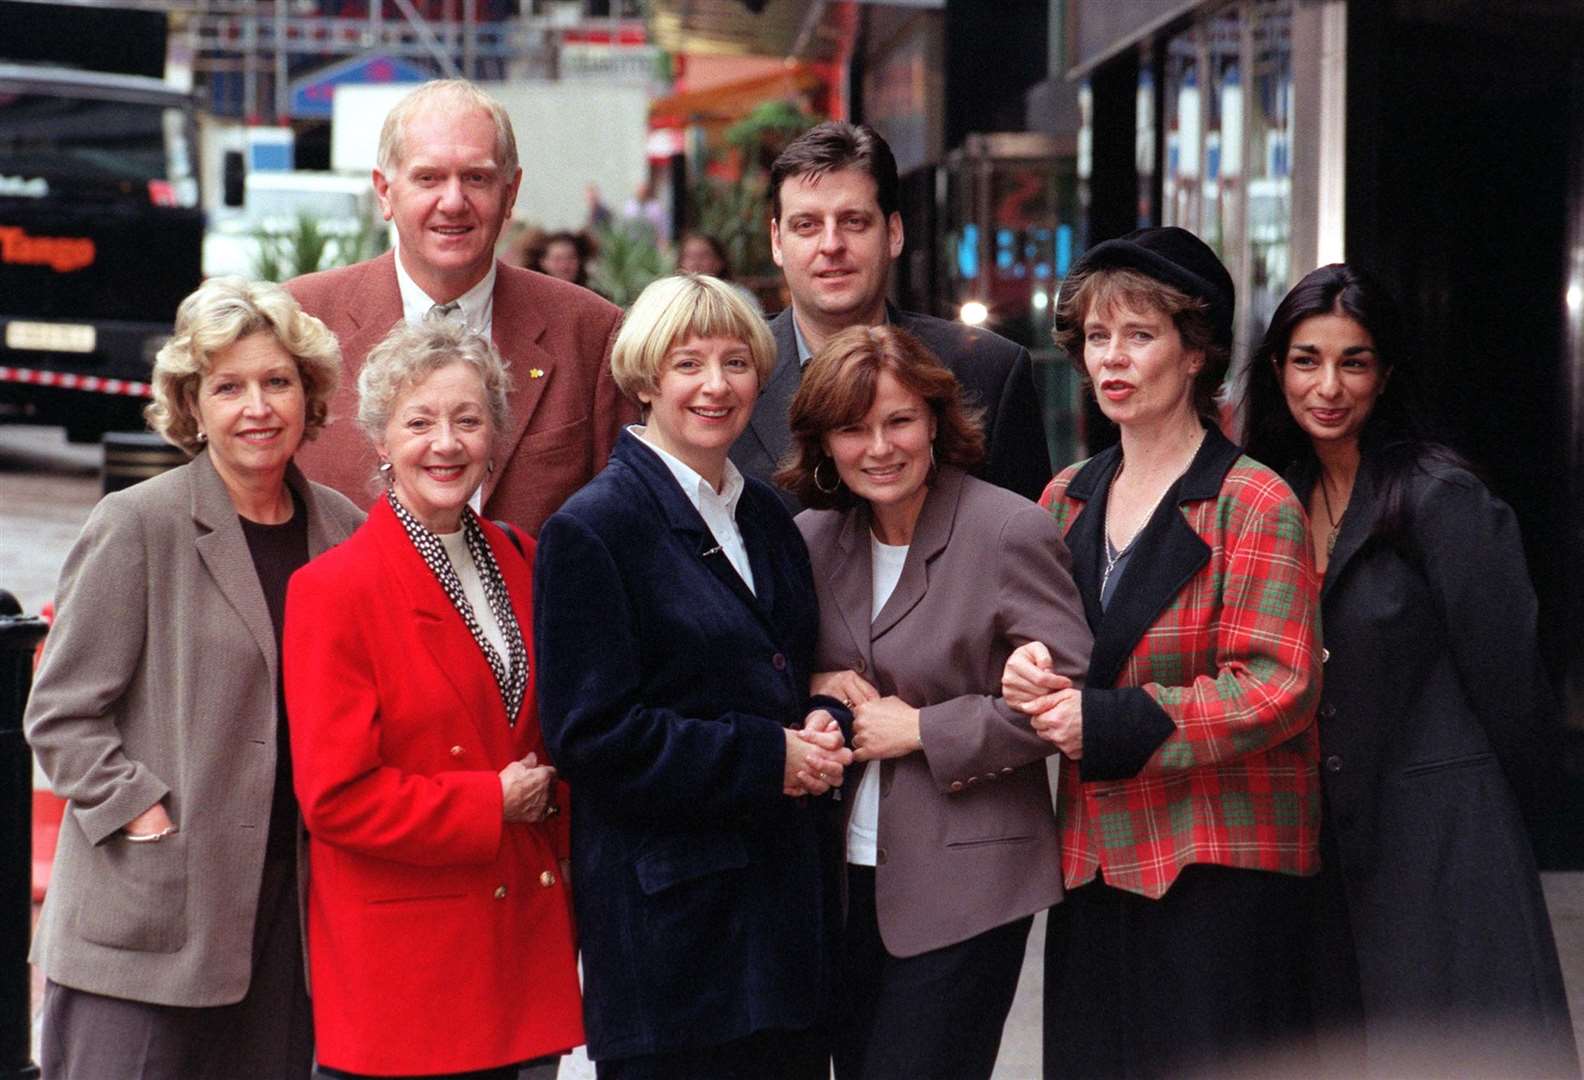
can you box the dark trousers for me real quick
[1043,864,1315,1079]
[41,850,312,1080]
[835,865,1030,1080]
[595,1028,828,1080]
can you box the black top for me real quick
[239,486,309,864]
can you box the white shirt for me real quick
[847,534,910,867]
[438,528,510,668]
[632,426,755,595]
[394,253,497,512]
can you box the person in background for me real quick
[732,121,1049,510]
[534,274,850,1079]
[539,229,595,290]
[1241,262,1579,1077]
[284,319,581,1079]
[1002,227,1323,1078]
[25,277,362,1080]
[288,77,634,536]
[679,231,763,316]
[782,324,1092,1079]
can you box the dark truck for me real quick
[0,61,203,441]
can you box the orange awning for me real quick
[648,63,827,125]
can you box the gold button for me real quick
[1000,766,1014,775]
[493,885,507,900]
[966,776,978,786]
[449,745,464,757]
[948,781,964,793]
[539,870,557,887]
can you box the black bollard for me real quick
[0,590,46,1080]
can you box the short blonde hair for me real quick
[146,277,341,454]
[611,273,775,403]
[376,79,518,178]
[357,319,512,448]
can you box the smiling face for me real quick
[377,361,493,533]
[822,369,936,538]
[639,334,760,489]
[1279,312,1386,452]
[373,104,521,302]
[1082,300,1203,432]
[194,332,307,500]
[541,238,581,282]
[771,167,904,336]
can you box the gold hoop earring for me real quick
[813,457,840,495]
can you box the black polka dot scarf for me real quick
[387,492,529,725]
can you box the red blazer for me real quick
[284,498,581,1076]
[1041,428,1322,899]
[287,252,637,535]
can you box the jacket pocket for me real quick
[1400,752,1496,778]
[72,831,189,953]
[946,834,1035,850]
[634,835,749,896]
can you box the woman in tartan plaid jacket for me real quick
[1005,228,1324,1078]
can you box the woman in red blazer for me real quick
[284,319,581,1078]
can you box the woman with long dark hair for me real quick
[1242,263,1578,1077]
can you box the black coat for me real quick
[1298,455,1577,1075]
[533,431,835,1061]
[730,305,1051,510]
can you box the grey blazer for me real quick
[26,450,363,1007]
[796,468,1092,958]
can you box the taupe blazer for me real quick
[797,468,1092,958]
[26,450,363,1006]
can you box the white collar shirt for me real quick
[394,251,497,338]
[631,425,755,595]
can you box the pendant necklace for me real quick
[1318,474,1343,556]
[1103,428,1206,596]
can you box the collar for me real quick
[1065,423,1243,505]
[628,424,746,515]
[394,250,497,333]
[789,306,890,367]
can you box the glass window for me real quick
[1246,0,1294,348]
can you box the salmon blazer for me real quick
[284,498,581,1076]
[797,469,1092,958]
[1040,427,1323,899]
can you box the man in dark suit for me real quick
[288,78,634,534]
[731,121,1050,508]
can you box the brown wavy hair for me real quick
[776,324,984,510]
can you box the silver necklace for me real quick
[1101,428,1206,596]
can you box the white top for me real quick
[847,534,910,867]
[633,426,755,595]
[439,529,510,667]
[395,254,498,513]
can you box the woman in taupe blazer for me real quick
[25,278,363,1080]
[779,325,1092,1080]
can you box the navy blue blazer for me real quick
[533,430,834,1061]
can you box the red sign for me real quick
[0,225,96,272]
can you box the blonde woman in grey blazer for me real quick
[25,278,363,1080]
[780,325,1092,1080]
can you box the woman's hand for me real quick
[852,696,923,762]
[1031,688,1083,759]
[1002,641,1074,713]
[811,669,879,707]
[784,713,852,797]
[123,800,175,838]
[500,752,558,823]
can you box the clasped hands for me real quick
[499,752,558,823]
[1001,641,1083,759]
[783,670,924,798]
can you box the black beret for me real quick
[1062,226,1235,349]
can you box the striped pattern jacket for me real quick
[1040,427,1322,899]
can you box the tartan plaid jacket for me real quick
[1040,426,1322,899]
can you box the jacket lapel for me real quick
[1291,458,1380,600]
[482,265,555,505]
[189,451,280,682]
[820,505,878,680]
[334,252,405,371]
[742,310,801,469]
[872,467,962,640]
[1081,428,1240,689]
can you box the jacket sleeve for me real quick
[1412,470,1552,788]
[1080,485,1323,782]
[24,498,170,845]
[284,567,504,867]
[532,510,789,822]
[984,346,1051,502]
[921,504,1093,790]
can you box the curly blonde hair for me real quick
[356,319,512,447]
[146,277,340,454]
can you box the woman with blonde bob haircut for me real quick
[783,325,1091,1080]
[26,277,363,1080]
[534,273,852,1078]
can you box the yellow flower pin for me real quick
[528,368,545,379]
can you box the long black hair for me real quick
[1242,263,1468,547]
